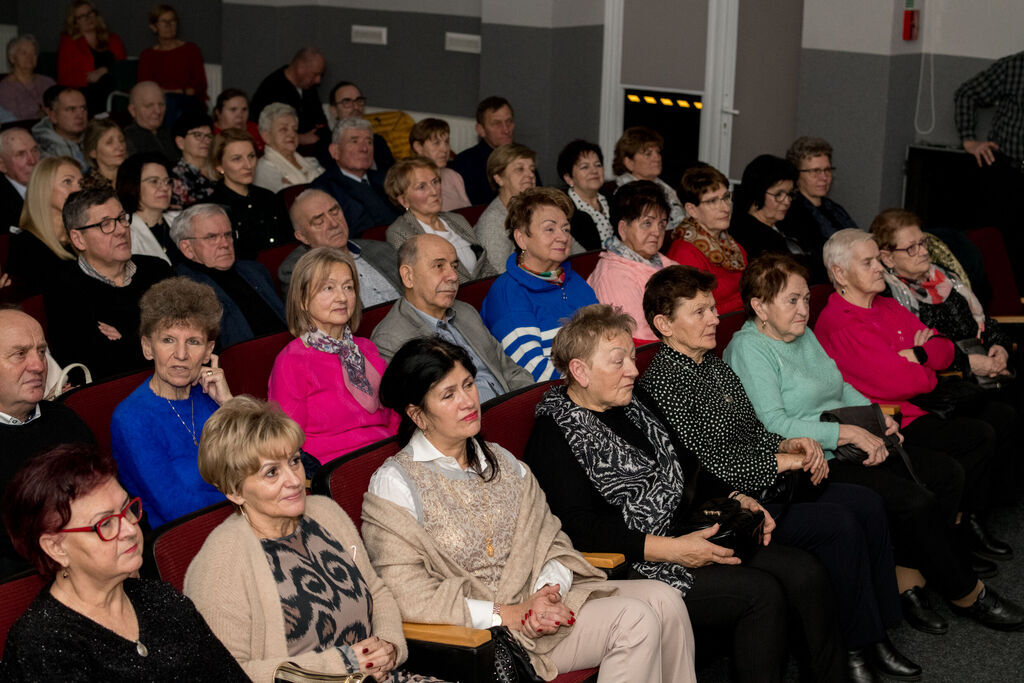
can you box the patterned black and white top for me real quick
[638,343,783,493]
[261,516,441,682]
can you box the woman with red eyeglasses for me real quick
[0,444,246,680]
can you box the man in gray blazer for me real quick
[371,234,533,402]
[282,188,401,305]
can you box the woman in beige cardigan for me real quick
[184,396,439,683]
[364,337,696,682]
[384,156,496,283]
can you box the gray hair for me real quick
[6,34,38,67]
[171,203,229,244]
[288,188,330,232]
[291,46,323,65]
[822,228,875,285]
[0,127,33,158]
[786,136,833,167]
[332,116,372,143]
[257,102,298,134]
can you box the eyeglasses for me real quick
[799,166,835,177]
[334,96,366,108]
[75,9,97,21]
[184,230,233,244]
[142,176,172,188]
[187,131,214,142]
[767,189,798,202]
[309,205,344,229]
[699,191,733,207]
[889,239,929,257]
[75,212,130,234]
[60,498,143,542]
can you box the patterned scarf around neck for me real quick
[674,217,746,272]
[567,187,614,246]
[883,264,986,335]
[535,386,695,595]
[606,237,664,269]
[303,327,381,413]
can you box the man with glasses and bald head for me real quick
[44,187,172,380]
[173,203,286,349]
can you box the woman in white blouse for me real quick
[253,102,324,193]
[115,151,179,264]
[383,157,496,283]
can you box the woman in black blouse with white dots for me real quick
[637,265,921,683]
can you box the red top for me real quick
[667,239,747,315]
[138,42,208,102]
[57,33,126,88]
[814,292,955,426]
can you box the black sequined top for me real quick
[0,578,247,682]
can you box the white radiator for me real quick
[204,63,222,108]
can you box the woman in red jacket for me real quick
[58,1,126,115]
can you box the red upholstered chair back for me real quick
[452,204,488,228]
[220,331,292,400]
[256,244,298,296]
[455,276,496,311]
[479,381,556,459]
[355,301,395,338]
[148,502,234,592]
[0,572,47,658]
[61,370,152,453]
[362,225,388,241]
[19,294,47,337]
[967,227,1023,315]
[715,311,746,352]
[808,283,834,329]
[278,183,310,209]
[567,250,602,280]
[310,437,401,532]
[634,342,660,375]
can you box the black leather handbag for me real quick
[489,625,543,683]
[678,497,765,562]
[820,404,922,484]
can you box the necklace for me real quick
[435,463,496,557]
[166,396,198,446]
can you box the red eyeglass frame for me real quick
[59,497,144,541]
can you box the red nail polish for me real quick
[362,648,369,654]
[555,621,560,626]
[366,662,373,668]
[521,618,525,624]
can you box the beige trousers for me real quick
[547,579,696,683]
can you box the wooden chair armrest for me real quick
[878,404,900,416]
[582,552,626,569]
[992,315,1024,324]
[402,622,492,647]
[938,370,963,378]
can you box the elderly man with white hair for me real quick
[253,102,324,193]
[311,117,400,236]
[124,80,178,162]
[0,127,40,229]
[173,203,286,349]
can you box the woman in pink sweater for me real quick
[269,247,399,464]
[815,229,1014,581]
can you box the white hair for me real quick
[0,127,33,159]
[6,34,38,67]
[257,102,298,134]
[822,228,874,285]
[171,203,229,244]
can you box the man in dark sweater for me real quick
[172,203,286,349]
[0,308,95,579]
[451,96,539,205]
[124,81,179,163]
[44,188,172,381]
[250,47,329,148]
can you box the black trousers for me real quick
[686,542,844,683]
[829,451,977,601]
[764,483,901,650]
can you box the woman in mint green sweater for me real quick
[724,253,1014,637]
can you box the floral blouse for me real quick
[171,158,216,208]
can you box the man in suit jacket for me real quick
[371,234,533,402]
[281,188,401,305]
[0,127,40,230]
[171,203,286,349]
[312,117,400,237]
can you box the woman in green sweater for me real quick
[723,253,1013,636]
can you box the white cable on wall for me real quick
[914,49,936,136]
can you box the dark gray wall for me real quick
[0,4,17,25]
[621,0,706,91]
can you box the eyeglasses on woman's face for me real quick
[766,189,798,203]
[59,497,143,542]
[889,239,929,257]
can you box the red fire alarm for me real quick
[903,9,920,41]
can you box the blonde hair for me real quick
[64,1,112,47]
[551,304,636,388]
[286,247,363,338]
[198,396,305,496]
[18,157,79,261]
[383,156,438,205]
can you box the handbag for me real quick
[677,497,765,562]
[820,404,922,485]
[274,662,376,683]
[907,374,986,420]
[489,625,543,683]
[956,338,1016,390]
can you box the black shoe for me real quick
[963,513,1014,561]
[950,586,1024,631]
[847,649,880,683]
[870,637,921,681]
[900,587,948,635]
[971,554,999,579]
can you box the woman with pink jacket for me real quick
[269,247,399,464]
[587,181,678,342]
[814,229,1014,584]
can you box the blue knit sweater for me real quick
[481,253,598,381]
[111,379,224,528]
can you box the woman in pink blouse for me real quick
[269,247,399,464]
[815,228,1014,577]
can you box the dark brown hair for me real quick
[739,253,810,319]
[643,265,718,339]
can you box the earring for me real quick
[840,287,846,295]
[761,319,768,329]
[62,568,68,579]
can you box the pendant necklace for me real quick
[166,396,199,446]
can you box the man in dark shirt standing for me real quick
[250,47,329,148]
[450,96,518,205]
[172,204,286,349]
